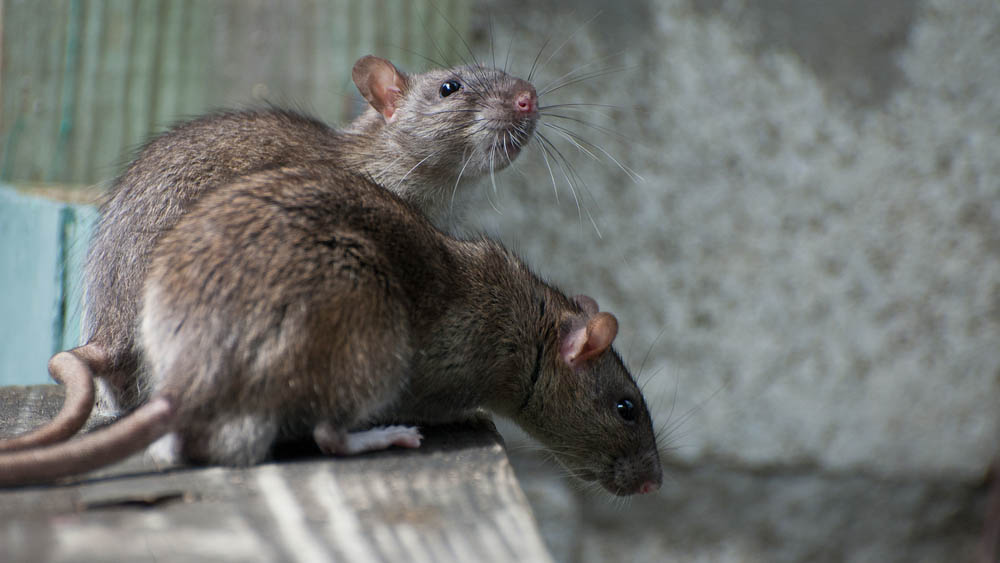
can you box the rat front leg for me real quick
[313,421,423,455]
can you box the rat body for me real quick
[1,55,539,451]
[0,163,662,496]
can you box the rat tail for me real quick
[0,397,174,486]
[0,344,105,453]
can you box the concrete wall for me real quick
[1,0,995,560]
[467,0,998,561]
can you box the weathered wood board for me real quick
[1,0,470,185]
[0,384,554,563]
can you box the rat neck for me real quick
[339,110,473,226]
[399,239,565,423]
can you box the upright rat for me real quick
[0,55,539,451]
[0,162,662,496]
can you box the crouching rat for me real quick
[0,54,540,452]
[0,163,662,496]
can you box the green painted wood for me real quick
[0,185,96,385]
[59,199,98,354]
[1,186,65,385]
[1,0,472,186]
[0,0,473,382]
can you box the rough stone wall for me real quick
[469,1,999,560]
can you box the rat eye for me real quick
[616,399,636,422]
[440,80,462,97]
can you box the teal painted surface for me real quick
[0,185,96,385]
[60,202,98,354]
[1,0,470,185]
[0,0,471,382]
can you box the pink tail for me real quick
[0,345,103,452]
[0,397,174,486]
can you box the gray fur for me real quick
[85,58,538,414]
[137,163,660,493]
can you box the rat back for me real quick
[85,109,350,412]
[138,163,451,464]
[84,56,538,417]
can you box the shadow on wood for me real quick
[0,384,554,563]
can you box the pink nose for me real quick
[637,480,660,495]
[514,90,537,114]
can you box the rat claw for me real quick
[315,424,423,456]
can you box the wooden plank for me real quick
[0,384,554,563]
[1,0,473,186]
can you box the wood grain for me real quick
[0,384,554,563]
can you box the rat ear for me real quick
[572,295,599,316]
[352,55,408,122]
[560,312,619,369]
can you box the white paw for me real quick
[319,425,423,456]
[313,421,344,455]
[146,432,182,468]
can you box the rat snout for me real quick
[512,80,538,115]
[609,450,663,496]
[627,467,662,496]
[637,474,662,495]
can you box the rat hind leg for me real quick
[313,421,422,455]
[180,413,280,466]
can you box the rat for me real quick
[0,162,662,496]
[1,54,540,451]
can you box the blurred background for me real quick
[2,1,998,561]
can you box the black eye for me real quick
[440,80,462,97]
[616,399,636,422]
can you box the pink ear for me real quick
[352,55,408,121]
[572,295,599,316]
[560,312,619,368]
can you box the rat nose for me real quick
[515,91,536,113]
[513,82,538,114]
[637,480,660,495]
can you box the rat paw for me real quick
[146,432,183,468]
[314,424,422,456]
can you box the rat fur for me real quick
[2,55,539,450]
[0,163,662,496]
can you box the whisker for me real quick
[535,133,585,229]
[539,111,630,143]
[489,10,497,71]
[389,150,440,192]
[484,143,503,214]
[527,35,553,83]
[386,43,450,72]
[637,327,667,385]
[533,11,604,82]
[536,137,561,204]
[538,103,621,122]
[542,122,603,162]
[427,0,481,69]
[538,61,636,97]
[657,383,728,449]
[542,122,645,183]
[449,148,475,224]
[535,132,604,238]
[503,32,514,75]
[372,153,407,184]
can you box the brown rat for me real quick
[3,54,540,450]
[0,163,662,496]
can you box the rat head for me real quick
[352,55,539,184]
[518,295,662,496]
